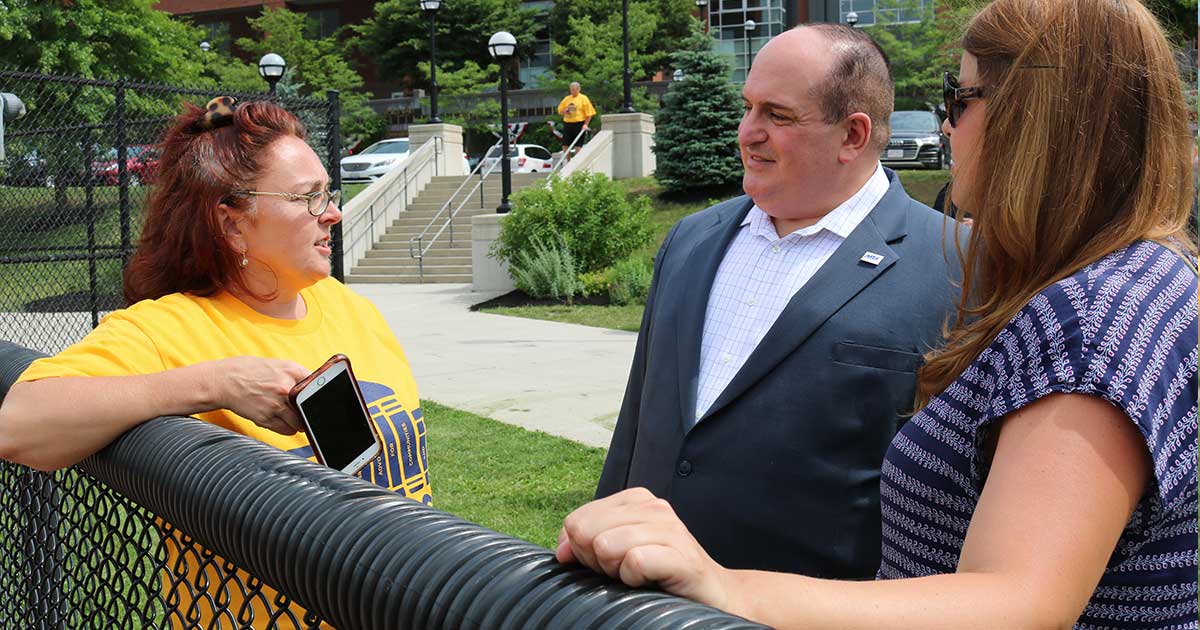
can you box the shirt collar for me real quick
[740,163,889,241]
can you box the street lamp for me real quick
[846,11,859,27]
[199,41,212,53]
[258,53,287,95]
[695,0,709,35]
[0,92,28,162]
[673,69,685,81]
[488,31,517,214]
[621,0,635,112]
[420,0,442,123]
[743,19,757,78]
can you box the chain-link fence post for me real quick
[327,89,343,282]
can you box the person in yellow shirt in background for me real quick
[557,81,596,158]
[0,96,431,626]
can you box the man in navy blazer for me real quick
[594,25,962,579]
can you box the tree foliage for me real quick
[0,0,209,82]
[542,11,660,114]
[234,8,383,144]
[351,0,542,90]
[864,0,963,110]
[547,0,697,78]
[652,27,743,192]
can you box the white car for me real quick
[340,138,410,183]
[480,144,555,174]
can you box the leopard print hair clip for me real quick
[196,96,237,131]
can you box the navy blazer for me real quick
[596,170,963,579]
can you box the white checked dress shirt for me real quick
[693,164,890,423]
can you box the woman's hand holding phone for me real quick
[201,356,311,435]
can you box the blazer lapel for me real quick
[674,197,754,431]
[697,174,913,423]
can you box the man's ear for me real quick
[217,202,247,252]
[839,112,874,165]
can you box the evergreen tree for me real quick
[652,27,743,192]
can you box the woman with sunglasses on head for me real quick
[556,0,1198,627]
[0,98,432,505]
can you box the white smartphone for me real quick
[288,354,382,475]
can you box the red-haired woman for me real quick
[0,97,432,505]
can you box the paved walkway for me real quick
[350,283,637,448]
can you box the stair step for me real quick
[358,256,473,266]
[346,274,474,284]
[364,247,469,258]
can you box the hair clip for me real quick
[196,96,237,131]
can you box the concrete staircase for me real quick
[346,172,548,284]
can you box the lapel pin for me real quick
[860,251,885,266]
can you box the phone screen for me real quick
[297,369,377,471]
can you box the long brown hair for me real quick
[916,0,1197,409]
[123,100,306,304]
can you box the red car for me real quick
[91,145,160,186]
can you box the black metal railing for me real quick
[0,341,768,630]
[0,70,341,355]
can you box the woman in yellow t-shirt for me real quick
[0,97,431,503]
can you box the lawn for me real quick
[422,400,605,548]
[479,170,953,331]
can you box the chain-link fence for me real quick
[0,341,768,630]
[0,70,342,355]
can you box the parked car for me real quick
[480,144,555,174]
[339,138,410,183]
[1,150,54,187]
[91,145,160,186]
[881,110,949,170]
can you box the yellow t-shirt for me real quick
[557,93,596,123]
[18,278,430,627]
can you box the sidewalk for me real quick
[350,283,637,449]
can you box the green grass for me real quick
[423,400,606,548]
[343,183,368,203]
[483,171,954,332]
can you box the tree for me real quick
[235,8,383,145]
[351,0,542,90]
[547,0,697,78]
[543,10,660,115]
[864,0,962,110]
[652,27,742,192]
[0,0,209,83]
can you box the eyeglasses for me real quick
[234,188,342,217]
[943,72,985,128]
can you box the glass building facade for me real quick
[702,0,788,82]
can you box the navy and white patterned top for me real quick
[877,241,1198,629]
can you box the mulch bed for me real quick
[469,290,610,310]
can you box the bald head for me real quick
[772,24,894,152]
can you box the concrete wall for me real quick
[471,214,514,292]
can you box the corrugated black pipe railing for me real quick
[0,341,769,630]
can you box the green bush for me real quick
[509,236,583,302]
[608,256,653,306]
[493,171,654,275]
[578,268,613,297]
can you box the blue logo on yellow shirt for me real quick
[287,380,432,506]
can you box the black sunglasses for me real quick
[943,72,985,128]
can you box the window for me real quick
[525,146,553,160]
[839,0,928,27]
[201,21,231,54]
[305,9,340,39]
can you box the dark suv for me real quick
[881,110,949,170]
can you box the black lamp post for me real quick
[420,0,442,123]
[620,0,634,113]
[695,0,708,34]
[258,53,286,95]
[743,19,756,77]
[488,31,517,214]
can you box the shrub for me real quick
[608,256,653,306]
[509,235,583,302]
[493,171,654,275]
[578,268,613,297]
[652,27,744,193]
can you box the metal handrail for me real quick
[407,139,504,281]
[550,127,590,177]
[341,137,441,273]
